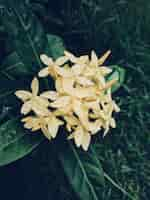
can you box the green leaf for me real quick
[45,34,66,59]
[59,142,104,200]
[107,65,126,93]
[0,1,50,166]
[0,52,32,79]
[0,119,44,166]
[1,1,47,73]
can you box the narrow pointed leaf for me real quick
[59,142,104,200]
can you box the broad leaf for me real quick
[0,52,32,79]
[107,65,125,93]
[0,1,48,166]
[45,34,66,59]
[0,119,44,166]
[59,142,105,200]
[1,1,47,73]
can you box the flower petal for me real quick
[74,126,84,147]
[88,119,102,134]
[35,96,50,107]
[38,67,49,77]
[55,77,63,93]
[78,55,89,64]
[48,117,63,138]
[50,96,71,108]
[74,87,96,98]
[32,101,49,116]
[84,66,95,76]
[82,132,91,151]
[99,66,112,75]
[40,54,53,66]
[21,116,32,122]
[98,50,111,65]
[62,78,74,94]
[54,65,73,77]
[62,78,96,98]
[41,125,51,140]
[91,50,98,67]
[103,124,109,137]
[55,56,69,66]
[72,99,89,129]
[40,91,59,101]
[31,77,39,96]
[112,101,120,112]
[64,115,79,127]
[71,64,85,75]
[95,73,106,88]
[15,90,32,101]
[67,133,74,140]
[110,118,116,128]
[64,50,77,63]
[76,76,94,86]
[84,100,100,111]
[21,101,32,115]
[22,117,41,131]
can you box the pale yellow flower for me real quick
[16,50,120,151]
[64,50,89,65]
[68,125,91,151]
[72,99,103,134]
[64,115,79,132]
[39,51,113,90]
[50,96,102,134]
[56,75,116,100]
[61,77,96,98]
[81,50,113,90]
[39,53,94,89]
[38,51,120,151]
[40,91,59,101]
[39,54,70,78]
[90,50,111,67]
[15,77,50,116]
[22,114,63,140]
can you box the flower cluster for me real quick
[15,50,120,151]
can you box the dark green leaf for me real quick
[0,119,44,166]
[1,1,47,73]
[59,142,104,200]
[45,34,66,59]
[0,1,52,166]
[0,52,33,79]
[107,65,126,93]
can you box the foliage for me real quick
[59,142,104,200]
[0,0,150,200]
[0,119,44,166]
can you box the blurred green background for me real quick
[0,0,150,199]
